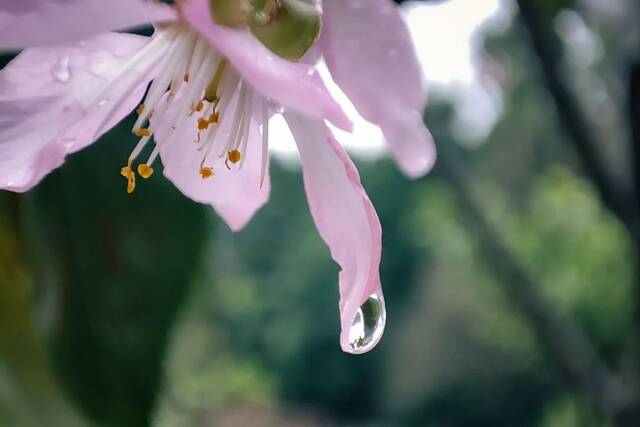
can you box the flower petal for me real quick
[154,94,270,232]
[0,33,158,192]
[284,111,383,353]
[179,0,352,131]
[322,0,435,178]
[0,0,176,51]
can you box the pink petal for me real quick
[284,112,384,353]
[0,33,157,192]
[322,0,435,178]
[154,94,270,232]
[179,0,352,131]
[0,0,176,50]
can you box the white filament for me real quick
[105,24,273,185]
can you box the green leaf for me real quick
[0,194,89,427]
[20,118,211,427]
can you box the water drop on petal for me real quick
[51,55,71,83]
[62,135,76,149]
[347,293,386,354]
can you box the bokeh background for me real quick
[1,0,640,426]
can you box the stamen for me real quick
[237,87,253,168]
[120,165,136,194]
[224,150,241,170]
[197,117,210,130]
[111,24,272,195]
[219,81,248,158]
[200,166,214,179]
[120,165,132,178]
[198,73,240,156]
[228,150,242,163]
[137,163,154,179]
[128,135,151,164]
[92,27,176,139]
[146,146,160,167]
[192,100,204,113]
[159,43,218,140]
[134,128,152,137]
[133,30,194,132]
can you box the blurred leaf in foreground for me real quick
[19,118,210,427]
[0,194,89,427]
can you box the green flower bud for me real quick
[209,0,320,61]
[209,0,252,27]
[249,0,321,61]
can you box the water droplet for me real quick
[62,135,76,149]
[110,45,128,57]
[347,293,386,354]
[97,99,108,107]
[51,55,71,83]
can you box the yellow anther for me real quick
[200,167,214,179]
[208,111,220,124]
[120,166,136,194]
[137,163,154,179]
[228,150,241,164]
[197,117,210,131]
[127,177,136,194]
[120,165,133,179]
[194,100,204,112]
[134,128,152,137]
[136,104,145,115]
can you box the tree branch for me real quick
[436,141,637,425]
[515,0,640,239]
[629,64,640,204]
[399,0,640,420]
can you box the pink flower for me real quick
[0,0,434,353]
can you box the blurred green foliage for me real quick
[2,119,209,427]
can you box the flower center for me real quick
[209,0,321,60]
[119,24,269,194]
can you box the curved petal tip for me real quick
[382,109,436,179]
[285,112,384,354]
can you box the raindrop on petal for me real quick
[51,55,71,83]
[62,136,76,149]
[347,293,386,354]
